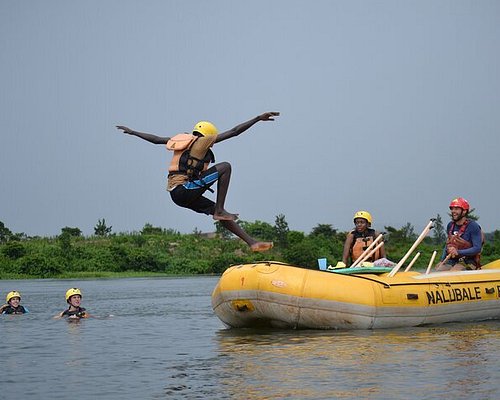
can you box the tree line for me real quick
[1,216,500,279]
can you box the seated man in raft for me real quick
[342,210,386,266]
[437,197,483,271]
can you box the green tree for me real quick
[141,223,163,235]
[401,223,416,241]
[310,224,338,238]
[385,223,416,243]
[483,230,500,259]
[433,214,446,244]
[239,220,275,241]
[58,231,73,257]
[0,221,13,244]
[467,208,479,221]
[214,221,234,240]
[61,226,82,237]
[18,254,62,277]
[283,237,321,268]
[94,218,112,236]
[1,241,26,259]
[287,230,305,245]
[274,214,289,248]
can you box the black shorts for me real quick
[169,166,219,215]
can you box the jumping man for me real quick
[116,112,279,252]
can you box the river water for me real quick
[1,276,499,399]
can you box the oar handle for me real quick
[425,251,438,275]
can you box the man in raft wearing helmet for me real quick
[342,211,386,266]
[116,112,279,252]
[436,197,483,271]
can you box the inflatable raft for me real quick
[211,259,500,330]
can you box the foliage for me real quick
[94,218,113,236]
[61,226,82,237]
[466,208,479,221]
[283,238,320,268]
[59,232,73,257]
[0,217,499,279]
[2,241,26,259]
[384,223,417,244]
[310,224,338,239]
[433,214,446,244]
[274,214,290,248]
[141,223,164,235]
[214,221,233,240]
[18,254,63,277]
[239,220,275,241]
[0,221,13,244]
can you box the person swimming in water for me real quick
[1,291,29,314]
[54,288,89,319]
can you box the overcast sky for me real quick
[1,1,499,237]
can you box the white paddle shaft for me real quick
[404,252,421,272]
[388,219,434,277]
[425,251,438,275]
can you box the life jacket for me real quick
[3,305,28,314]
[166,133,215,182]
[62,306,87,318]
[446,219,483,268]
[350,228,381,262]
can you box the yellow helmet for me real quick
[6,291,21,303]
[192,121,218,136]
[65,288,82,302]
[353,210,372,224]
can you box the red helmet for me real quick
[449,197,470,211]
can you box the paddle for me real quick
[433,253,452,272]
[388,219,435,277]
[425,251,438,275]
[404,252,421,272]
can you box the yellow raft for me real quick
[211,259,500,330]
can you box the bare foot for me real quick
[250,242,274,252]
[213,211,239,221]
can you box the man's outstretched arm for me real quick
[116,125,170,145]
[215,112,280,143]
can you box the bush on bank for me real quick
[1,220,500,279]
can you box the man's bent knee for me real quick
[215,162,231,173]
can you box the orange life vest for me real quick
[350,228,381,262]
[166,133,215,180]
[446,219,483,268]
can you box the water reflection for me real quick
[210,322,500,400]
[2,278,500,399]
